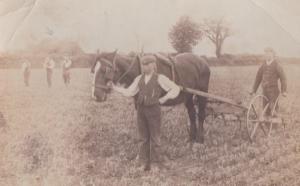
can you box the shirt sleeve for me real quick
[50,60,55,68]
[252,64,263,93]
[43,61,47,68]
[158,74,181,100]
[276,63,287,92]
[113,75,141,97]
[22,63,26,71]
[66,60,72,68]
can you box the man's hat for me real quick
[141,55,156,65]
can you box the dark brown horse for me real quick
[91,51,211,143]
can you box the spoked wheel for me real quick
[267,95,283,137]
[246,95,269,142]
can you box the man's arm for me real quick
[157,75,180,103]
[66,60,72,68]
[276,63,287,93]
[252,65,264,93]
[43,61,48,69]
[112,75,141,97]
[50,60,55,68]
[22,63,26,71]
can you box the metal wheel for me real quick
[246,95,269,142]
[267,95,283,137]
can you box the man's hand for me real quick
[110,83,126,95]
[159,97,168,104]
[107,82,117,91]
[107,81,113,88]
[282,92,287,97]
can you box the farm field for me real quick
[0,65,300,186]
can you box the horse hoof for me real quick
[144,163,151,171]
[197,136,204,144]
[187,137,196,143]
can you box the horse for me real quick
[91,50,211,143]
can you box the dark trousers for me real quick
[46,69,53,87]
[263,87,280,116]
[137,104,162,165]
[23,72,30,86]
[63,71,70,86]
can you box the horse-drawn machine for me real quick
[182,86,290,142]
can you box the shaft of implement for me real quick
[180,86,248,110]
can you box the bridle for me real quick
[115,54,138,83]
[93,51,139,91]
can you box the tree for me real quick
[169,16,202,53]
[202,18,232,58]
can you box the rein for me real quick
[115,55,138,83]
[92,84,111,91]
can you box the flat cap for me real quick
[264,47,276,55]
[141,55,156,65]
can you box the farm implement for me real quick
[180,86,290,142]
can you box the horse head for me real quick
[91,50,118,101]
[92,50,139,102]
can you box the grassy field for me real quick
[0,65,300,186]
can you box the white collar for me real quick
[266,59,274,65]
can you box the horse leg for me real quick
[185,95,197,142]
[197,96,207,144]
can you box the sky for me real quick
[0,0,300,57]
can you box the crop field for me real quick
[0,65,300,186]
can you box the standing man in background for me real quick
[62,56,72,86]
[251,47,287,116]
[44,57,55,87]
[22,60,31,87]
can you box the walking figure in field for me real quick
[112,55,180,171]
[62,56,72,86]
[43,57,55,87]
[251,47,287,116]
[22,60,31,87]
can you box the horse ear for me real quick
[112,49,118,70]
[167,54,175,62]
[153,54,159,62]
[137,54,141,63]
[140,46,144,57]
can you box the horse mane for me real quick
[114,53,141,85]
[116,53,134,64]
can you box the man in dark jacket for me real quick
[251,47,287,116]
[22,60,31,87]
[112,55,180,171]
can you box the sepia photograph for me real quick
[0,0,300,185]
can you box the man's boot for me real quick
[144,161,151,171]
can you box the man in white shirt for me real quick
[112,55,180,171]
[62,56,72,86]
[43,57,55,87]
[22,60,31,87]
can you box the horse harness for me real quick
[154,53,176,82]
[93,52,177,91]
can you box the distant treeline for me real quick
[0,52,299,69]
[202,53,300,66]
